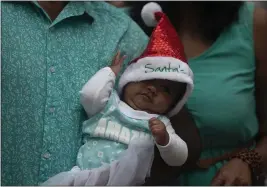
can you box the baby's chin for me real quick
[128,99,158,114]
[127,99,144,111]
[126,95,168,115]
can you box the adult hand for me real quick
[211,158,252,186]
[110,51,126,76]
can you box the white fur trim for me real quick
[118,56,194,117]
[141,2,162,27]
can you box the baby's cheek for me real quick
[156,98,172,112]
[161,95,173,107]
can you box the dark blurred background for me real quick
[109,1,267,37]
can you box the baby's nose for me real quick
[147,85,157,95]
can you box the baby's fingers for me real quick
[149,118,162,126]
[118,55,127,65]
[111,51,121,66]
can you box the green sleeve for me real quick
[115,19,149,87]
[239,2,255,43]
[117,20,148,70]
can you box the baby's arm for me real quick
[80,52,126,117]
[80,67,116,117]
[149,118,188,166]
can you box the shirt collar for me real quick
[31,1,94,26]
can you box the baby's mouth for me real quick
[140,93,153,102]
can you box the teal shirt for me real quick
[120,7,132,15]
[1,2,148,185]
[179,2,258,185]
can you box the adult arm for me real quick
[254,6,267,169]
[144,107,202,185]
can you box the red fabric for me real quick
[131,12,187,64]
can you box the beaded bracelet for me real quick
[232,149,265,184]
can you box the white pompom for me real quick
[141,2,162,27]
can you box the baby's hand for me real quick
[149,118,169,146]
[110,51,126,76]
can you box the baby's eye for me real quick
[160,86,171,94]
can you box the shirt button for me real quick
[50,67,55,73]
[43,152,51,159]
[49,107,55,113]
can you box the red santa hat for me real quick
[118,2,194,117]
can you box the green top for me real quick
[1,1,148,185]
[120,6,132,15]
[179,2,258,185]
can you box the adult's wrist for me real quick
[231,149,265,184]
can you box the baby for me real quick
[77,51,189,170]
[42,2,194,186]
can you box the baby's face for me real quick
[123,79,186,115]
